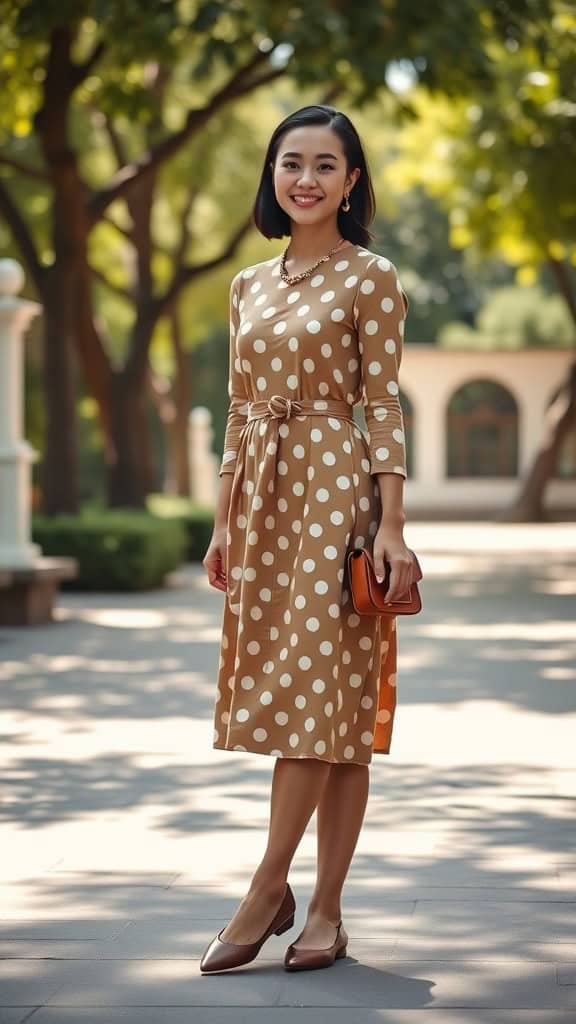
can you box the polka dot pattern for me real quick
[213,245,406,763]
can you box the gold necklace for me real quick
[279,237,347,285]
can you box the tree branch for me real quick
[0,155,49,182]
[91,265,133,301]
[0,178,44,293]
[70,40,107,90]
[89,51,285,222]
[156,212,254,318]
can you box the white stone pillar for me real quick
[188,406,218,508]
[0,259,42,568]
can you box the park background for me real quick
[1,3,575,1019]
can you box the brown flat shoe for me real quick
[200,883,295,973]
[284,919,347,971]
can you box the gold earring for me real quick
[342,191,351,212]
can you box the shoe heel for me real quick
[275,914,294,936]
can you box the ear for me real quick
[347,167,361,190]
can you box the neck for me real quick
[286,222,345,261]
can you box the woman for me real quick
[201,104,413,974]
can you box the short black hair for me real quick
[253,104,376,248]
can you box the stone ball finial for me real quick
[0,259,25,297]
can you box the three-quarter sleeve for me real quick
[354,256,409,478]
[219,273,249,477]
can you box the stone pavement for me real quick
[0,521,575,1024]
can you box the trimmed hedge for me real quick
[32,509,188,591]
[146,495,215,562]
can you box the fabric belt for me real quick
[247,395,356,424]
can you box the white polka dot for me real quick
[236,709,250,722]
[287,374,298,389]
[311,428,323,442]
[273,320,287,335]
[247,641,260,655]
[377,258,391,271]
[345,275,358,288]
[361,696,373,709]
[262,306,276,318]
[320,290,335,302]
[368,361,382,375]
[387,380,399,395]
[374,407,388,421]
[310,274,324,287]
[380,297,394,313]
[298,656,312,670]
[322,451,336,466]
[323,545,338,560]
[376,447,389,461]
[385,338,396,353]
[361,731,373,745]
[360,279,375,294]
[250,606,262,620]
[289,733,300,748]
[343,745,355,759]
[315,580,328,594]
[303,559,316,573]
[271,357,283,371]
[297,304,310,317]
[319,641,333,655]
[280,674,292,687]
[260,691,273,705]
[287,290,300,303]
[241,676,255,690]
[359,636,372,650]
[321,344,332,358]
[306,320,321,334]
[293,482,305,496]
[330,510,344,525]
[349,674,363,688]
[312,679,326,694]
[314,740,326,755]
[334,260,349,271]
[288,336,299,351]
[256,376,267,391]
[275,711,289,726]
[336,476,350,490]
[305,717,316,732]
[392,428,404,443]
[293,444,305,459]
[253,728,268,742]
[303,358,315,373]
[324,701,334,717]
[253,339,266,353]
[309,523,323,537]
[306,617,320,632]
[331,308,345,321]
[315,488,330,502]
[365,319,378,335]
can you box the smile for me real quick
[290,196,323,206]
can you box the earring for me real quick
[341,191,351,212]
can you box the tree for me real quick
[0,0,554,511]
[385,8,576,518]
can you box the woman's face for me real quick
[271,125,360,228]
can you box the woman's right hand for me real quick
[203,526,228,592]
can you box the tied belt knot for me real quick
[266,395,302,419]
[245,395,356,426]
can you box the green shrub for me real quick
[32,509,188,591]
[146,494,215,562]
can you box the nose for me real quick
[297,167,317,188]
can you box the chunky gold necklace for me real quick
[279,237,347,285]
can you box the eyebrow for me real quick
[280,151,339,160]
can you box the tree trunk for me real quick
[503,257,576,522]
[107,368,155,508]
[500,359,576,522]
[148,313,192,498]
[40,271,80,514]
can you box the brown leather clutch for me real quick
[347,546,423,616]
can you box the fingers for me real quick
[203,553,227,592]
[374,551,413,603]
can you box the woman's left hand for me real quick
[372,524,414,603]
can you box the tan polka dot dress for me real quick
[213,243,408,765]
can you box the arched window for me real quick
[354,388,414,478]
[446,379,518,477]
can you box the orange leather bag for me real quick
[347,547,423,616]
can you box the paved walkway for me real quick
[1,522,575,1023]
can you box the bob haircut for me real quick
[253,105,376,249]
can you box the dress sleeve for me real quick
[354,256,409,479]
[218,273,249,477]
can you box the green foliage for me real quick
[439,285,575,349]
[32,508,188,589]
[147,492,216,561]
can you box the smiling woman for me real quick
[201,104,413,975]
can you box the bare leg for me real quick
[220,757,331,944]
[292,762,370,949]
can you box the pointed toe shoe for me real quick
[200,883,295,973]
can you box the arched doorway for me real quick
[446,379,518,477]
